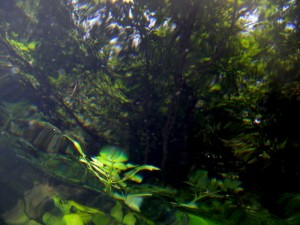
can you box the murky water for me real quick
[1,0,300,224]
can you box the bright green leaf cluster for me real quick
[65,136,159,212]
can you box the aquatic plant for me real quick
[176,170,242,209]
[279,193,300,225]
[110,202,138,225]
[65,136,159,212]
[42,196,109,225]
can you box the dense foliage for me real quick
[1,0,299,223]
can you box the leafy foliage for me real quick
[279,193,300,225]
[1,0,300,223]
[65,135,159,212]
[176,170,242,209]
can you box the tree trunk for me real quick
[161,2,198,170]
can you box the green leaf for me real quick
[126,173,143,183]
[209,84,221,92]
[27,41,37,50]
[64,135,86,158]
[63,214,84,225]
[124,195,144,212]
[100,146,128,163]
[94,156,113,167]
[178,201,199,209]
[8,39,29,52]
[207,178,219,193]
[188,170,209,188]
[123,212,136,225]
[110,202,123,222]
[53,196,72,214]
[68,200,105,214]
[240,38,250,48]
[222,178,242,192]
[91,157,104,168]
[91,213,109,225]
[188,214,213,225]
[141,165,160,171]
[114,162,128,170]
[42,212,64,225]
[126,163,137,169]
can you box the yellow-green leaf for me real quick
[64,135,86,158]
[100,146,128,163]
[110,202,123,222]
[63,214,84,225]
[123,212,136,225]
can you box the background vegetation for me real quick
[1,0,299,223]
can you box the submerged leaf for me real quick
[123,212,136,225]
[63,214,84,225]
[209,84,221,92]
[110,202,123,222]
[124,195,144,212]
[126,163,137,169]
[94,155,113,167]
[114,162,128,170]
[125,173,143,183]
[222,178,242,192]
[100,146,128,163]
[69,200,104,214]
[141,165,160,171]
[178,201,199,209]
[91,157,104,168]
[64,135,86,158]
[28,41,38,50]
[43,212,63,225]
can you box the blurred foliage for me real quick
[1,0,300,223]
[175,170,242,210]
[279,193,300,225]
[65,136,159,212]
[42,196,109,225]
[42,194,154,225]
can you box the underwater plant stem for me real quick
[105,182,113,196]
[193,191,220,202]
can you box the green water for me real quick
[1,0,300,224]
